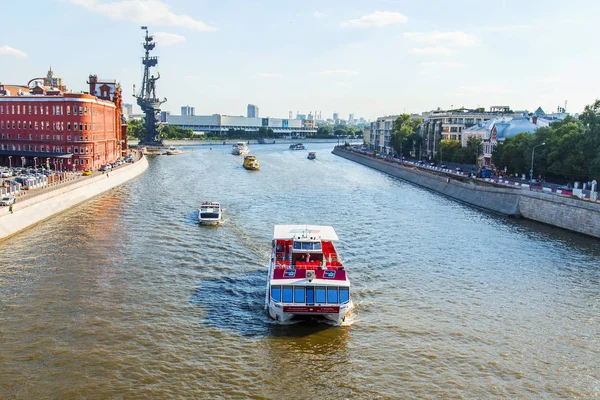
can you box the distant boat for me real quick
[289,143,305,150]
[307,152,316,160]
[232,142,250,156]
[165,146,182,155]
[258,138,276,144]
[243,155,260,171]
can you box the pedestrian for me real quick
[9,203,13,214]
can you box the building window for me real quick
[85,123,88,131]
[79,123,83,131]
[18,121,21,129]
[74,148,78,154]
[68,122,71,131]
[34,106,37,114]
[84,106,88,115]
[67,106,70,115]
[79,106,82,115]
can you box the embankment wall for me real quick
[333,148,600,238]
[0,156,148,241]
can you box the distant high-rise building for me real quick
[123,103,133,117]
[333,112,339,121]
[247,104,259,118]
[181,105,195,116]
[349,113,355,124]
[160,111,171,123]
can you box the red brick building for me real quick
[0,68,127,171]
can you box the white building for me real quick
[167,114,316,137]
[369,115,398,154]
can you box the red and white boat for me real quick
[265,225,353,325]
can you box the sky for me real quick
[1,0,599,120]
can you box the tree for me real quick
[390,114,421,157]
[127,119,144,139]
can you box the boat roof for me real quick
[273,225,339,241]
[201,202,220,207]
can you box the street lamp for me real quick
[8,156,12,169]
[33,157,38,170]
[21,157,25,167]
[530,142,546,181]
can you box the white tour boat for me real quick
[265,225,353,325]
[289,143,306,150]
[198,202,222,225]
[232,142,250,156]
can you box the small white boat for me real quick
[198,202,222,225]
[307,152,316,160]
[265,225,353,325]
[166,146,182,155]
[232,142,250,156]
[289,143,305,150]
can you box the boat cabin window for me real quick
[282,286,293,303]
[315,287,326,303]
[327,287,338,304]
[200,212,220,219]
[294,287,305,303]
[339,287,349,304]
[271,285,281,302]
[292,241,322,251]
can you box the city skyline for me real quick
[1,0,599,119]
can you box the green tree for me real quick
[127,119,144,139]
[390,114,421,157]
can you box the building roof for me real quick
[533,107,545,116]
[496,117,538,139]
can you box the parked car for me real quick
[455,167,463,172]
[440,164,447,168]
[556,185,572,191]
[99,164,112,172]
[82,169,92,176]
[0,195,16,206]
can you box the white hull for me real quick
[267,300,353,325]
[199,219,220,225]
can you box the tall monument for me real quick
[134,26,167,146]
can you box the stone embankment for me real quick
[0,155,148,241]
[333,147,600,239]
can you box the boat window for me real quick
[306,287,314,305]
[294,287,305,303]
[339,287,349,304]
[293,242,301,250]
[282,286,293,303]
[302,242,313,250]
[200,213,219,219]
[314,242,322,250]
[315,287,326,303]
[327,287,338,304]
[271,286,281,302]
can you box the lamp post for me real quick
[8,156,12,169]
[21,157,25,167]
[530,142,546,181]
[33,157,38,170]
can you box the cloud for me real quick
[409,47,454,55]
[69,0,216,31]
[153,32,185,46]
[316,69,359,76]
[258,73,282,78]
[313,11,326,18]
[341,10,408,28]
[420,61,465,68]
[336,82,351,87]
[0,45,27,58]
[403,30,478,47]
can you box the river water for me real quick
[0,143,598,399]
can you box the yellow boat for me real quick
[243,155,260,171]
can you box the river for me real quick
[0,143,598,399]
